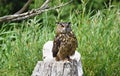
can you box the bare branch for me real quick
[0,0,73,23]
[40,0,50,10]
[15,0,33,14]
[45,0,73,11]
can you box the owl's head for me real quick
[56,22,72,34]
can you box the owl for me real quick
[52,22,78,61]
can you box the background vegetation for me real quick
[0,0,120,76]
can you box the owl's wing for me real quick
[52,35,60,57]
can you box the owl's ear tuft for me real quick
[68,22,71,25]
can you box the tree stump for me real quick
[32,60,79,76]
[31,41,83,76]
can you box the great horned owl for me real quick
[52,22,78,61]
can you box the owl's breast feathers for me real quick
[52,31,78,57]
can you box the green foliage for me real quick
[0,17,54,75]
[0,0,120,76]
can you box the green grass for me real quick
[0,5,120,76]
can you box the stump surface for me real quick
[32,60,78,76]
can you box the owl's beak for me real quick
[62,27,67,33]
[63,27,66,31]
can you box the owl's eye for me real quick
[61,24,64,27]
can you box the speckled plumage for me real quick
[52,22,78,61]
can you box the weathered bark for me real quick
[31,60,78,76]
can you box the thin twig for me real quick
[15,0,33,14]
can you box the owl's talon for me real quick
[62,57,72,62]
